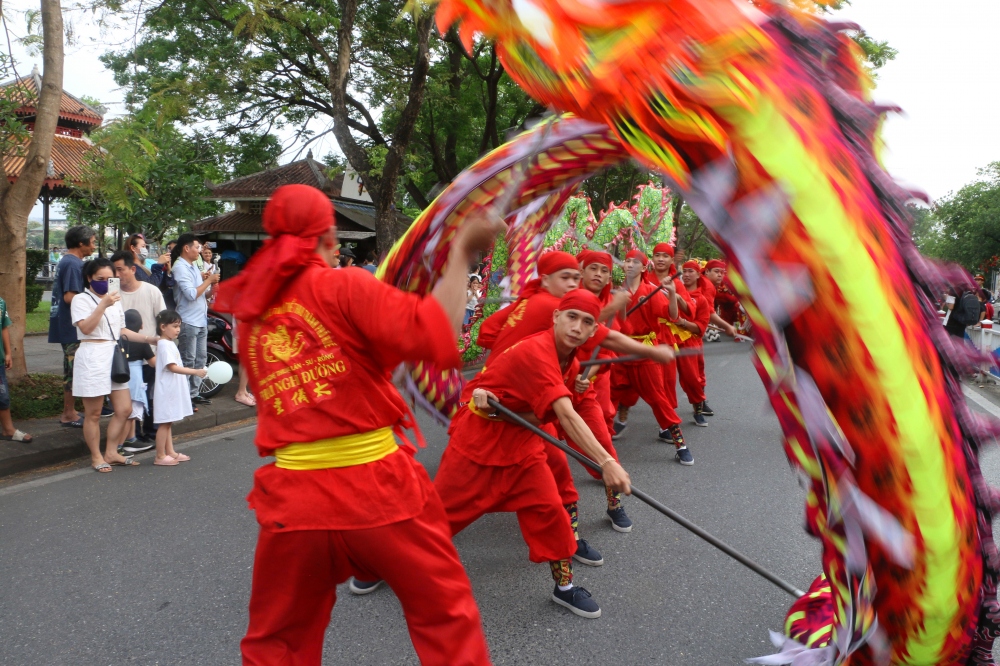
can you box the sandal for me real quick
[154,456,179,466]
[173,453,191,462]
[60,417,84,428]
[109,456,139,466]
[0,429,33,442]
[235,395,256,407]
[93,462,112,473]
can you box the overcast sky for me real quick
[19,0,1000,219]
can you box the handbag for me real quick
[88,293,131,384]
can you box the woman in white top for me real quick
[464,274,482,327]
[72,258,161,473]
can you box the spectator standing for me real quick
[980,289,994,321]
[151,239,178,309]
[465,274,482,327]
[171,233,219,405]
[48,225,97,428]
[338,246,356,267]
[71,258,149,472]
[112,250,166,443]
[361,251,377,274]
[125,233,155,284]
[200,244,218,306]
[152,310,206,466]
[944,288,982,339]
[0,295,33,442]
[121,309,156,452]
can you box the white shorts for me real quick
[72,342,129,398]
[129,400,145,420]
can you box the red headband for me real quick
[216,185,335,320]
[584,251,613,271]
[538,250,579,276]
[653,243,675,258]
[624,249,648,266]
[704,259,726,272]
[557,289,602,320]
[682,260,701,271]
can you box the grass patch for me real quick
[25,300,51,334]
[9,373,82,420]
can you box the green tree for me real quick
[931,163,1000,270]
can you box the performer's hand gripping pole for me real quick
[486,397,805,599]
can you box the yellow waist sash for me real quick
[468,400,504,422]
[661,319,693,343]
[629,331,658,346]
[275,427,398,470]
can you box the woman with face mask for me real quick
[127,233,154,283]
[71,258,158,473]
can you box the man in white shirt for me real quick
[113,250,167,450]
[171,233,220,405]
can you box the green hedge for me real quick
[25,285,43,313]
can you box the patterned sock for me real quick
[565,502,580,540]
[605,485,622,510]
[618,406,630,423]
[549,558,573,587]
[669,424,685,448]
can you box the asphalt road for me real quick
[2,341,999,665]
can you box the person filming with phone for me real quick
[71,258,160,473]
[171,234,220,406]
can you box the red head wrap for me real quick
[583,251,613,271]
[704,259,726,272]
[215,185,335,321]
[682,260,701,271]
[624,249,648,266]
[557,289,602,320]
[538,250,580,276]
[652,243,675,257]
[575,250,592,267]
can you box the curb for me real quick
[0,406,256,478]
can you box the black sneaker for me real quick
[348,578,385,595]
[675,447,694,466]
[606,507,633,533]
[123,441,155,454]
[552,585,601,619]
[700,401,715,416]
[192,396,212,406]
[611,420,627,441]
[572,539,604,566]
[693,409,708,427]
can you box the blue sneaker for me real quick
[675,447,694,466]
[101,406,114,417]
[611,420,627,441]
[572,539,604,566]
[693,409,708,427]
[552,585,602,619]
[700,401,715,416]
[606,506,633,533]
[348,578,385,595]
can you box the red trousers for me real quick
[544,438,579,504]
[434,446,578,564]
[593,373,616,440]
[241,492,491,666]
[558,393,619,481]
[610,362,681,429]
[677,339,706,404]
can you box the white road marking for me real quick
[962,384,1000,420]
[0,423,257,498]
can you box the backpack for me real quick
[953,292,982,327]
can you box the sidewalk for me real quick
[1,335,256,477]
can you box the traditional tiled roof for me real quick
[0,65,104,126]
[4,133,97,188]
[192,202,409,235]
[206,156,333,199]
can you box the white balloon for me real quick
[207,361,234,385]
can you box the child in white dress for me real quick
[153,310,207,466]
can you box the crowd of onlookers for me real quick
[0,231,379,470]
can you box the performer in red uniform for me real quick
[435,290,641,619]
[709,259,741,329]
[477,251,670,545]
[217,185,499,666]
[642,243,696,427]
[609,250,694,466]
[675,260,715,426]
